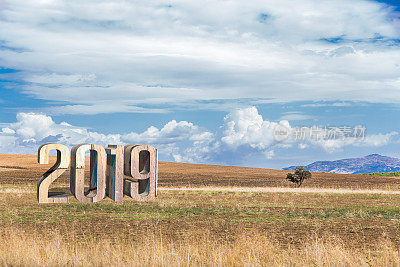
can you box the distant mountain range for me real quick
[283,154,400,174]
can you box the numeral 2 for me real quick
[37,143,70,203]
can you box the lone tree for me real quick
[286,167,311,187]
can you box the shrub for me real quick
[286,167,311,187]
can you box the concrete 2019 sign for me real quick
[37,144,158,204]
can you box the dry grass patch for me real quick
[0,226,399,266]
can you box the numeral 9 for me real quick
[124,145,158,201]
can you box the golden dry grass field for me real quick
[0,153,400,266]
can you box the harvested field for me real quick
[0,153,399,266]
[1,153,400,190]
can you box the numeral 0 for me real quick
[37,143,158,203]
[70,144,107,203]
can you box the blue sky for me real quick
[1,0,400,169]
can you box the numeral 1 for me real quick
[105,145,124,201]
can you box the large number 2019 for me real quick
[37,143,158,203]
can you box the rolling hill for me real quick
[283,154,400,174]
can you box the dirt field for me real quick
[0,153,399,266]
[2,153,400,190]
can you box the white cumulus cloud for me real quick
[0,107,397,166]
[221,106,291,150]
[312,131,399,153]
